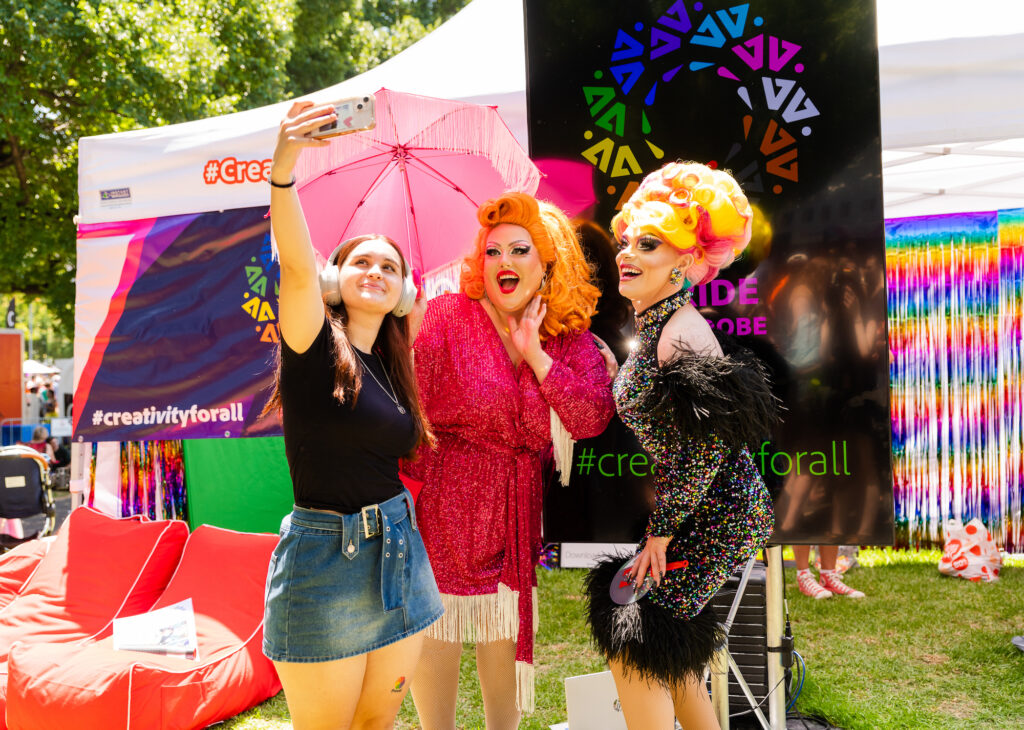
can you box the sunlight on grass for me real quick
[857,546,944,567]
[226,555,1024,729]
[786,560,1024,730]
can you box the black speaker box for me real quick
[706,561,772,715]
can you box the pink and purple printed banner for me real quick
[73,207,282,442]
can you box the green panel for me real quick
[183,437,292,533]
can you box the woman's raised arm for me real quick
[270,101,335,354]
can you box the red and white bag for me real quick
[938,518,1001,582]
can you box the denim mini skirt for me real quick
[263,489,443,662]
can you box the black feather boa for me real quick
[584,555,724,686]
[624,334,781,450]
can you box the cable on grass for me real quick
[786,650,806,711]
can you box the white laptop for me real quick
[563,671,628,730]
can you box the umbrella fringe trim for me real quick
[293,94,540,195]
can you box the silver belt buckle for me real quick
[361,505,379,539]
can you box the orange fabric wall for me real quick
[0,332,23,423]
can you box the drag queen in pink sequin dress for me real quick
[406,193,615,727]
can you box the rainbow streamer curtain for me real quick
[887,210,1024,551]
[116,441,188,521]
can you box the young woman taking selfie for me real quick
[261,99,442,730]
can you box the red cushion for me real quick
[0,514,147,610]
[6,525,281,729]
[0,508,188,663]
[0,539,53,610]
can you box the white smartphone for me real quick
[307,95,376,139]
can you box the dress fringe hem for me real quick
[424,584,539,713]
[516,660,535,713]
[424,583,539,644]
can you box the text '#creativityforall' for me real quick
[575,441,853,478]
[88,403,246,430]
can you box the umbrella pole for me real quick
[397,157,425,272]
[332,156,399,250]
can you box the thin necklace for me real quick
[353,349,406,415]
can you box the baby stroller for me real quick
[0,446,57,552]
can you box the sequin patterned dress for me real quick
[406,292,614,710]
[585,289,776,685]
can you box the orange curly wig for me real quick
[460,192,599,340]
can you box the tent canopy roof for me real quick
[77,0,1024,223]
[878,1,1024,216]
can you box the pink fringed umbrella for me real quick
[294,89,541,276]
[533,157,598,219]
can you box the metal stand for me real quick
[69,441,89,510]
[710,642,731,728]
[765,545,786,728]
[709,546,787,730]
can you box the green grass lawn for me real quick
[789,550,1024,730]
[224,551,1024,729]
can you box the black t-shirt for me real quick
[280,317,417,513]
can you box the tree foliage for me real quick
[6,294,73,361]
[0,0,296,339]
[0,0,470,348]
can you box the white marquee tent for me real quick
[78,0,1024,224]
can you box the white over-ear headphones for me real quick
[319,239,417,317]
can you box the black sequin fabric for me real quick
[612,289,774,620]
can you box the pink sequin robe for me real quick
[405,292,614,708]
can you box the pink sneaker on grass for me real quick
[819,569,865,598]
[797,569,832,600]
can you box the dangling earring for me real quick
[539,271,549,290]
[669,268,683,286]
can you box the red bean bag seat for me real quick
[0,515,148,611]
[0,508,188,728]
[7,524,281,729]
[0,538,54,610]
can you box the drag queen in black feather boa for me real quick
[585,162,778,729]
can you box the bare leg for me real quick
[273,655,366,730]
[817,545,838,571]
[410,637,462,730]
[349,632,426,730]
[0,519,24,539]
[608,657,675,730]
[671,674,720,730]
[856,481,881,538]
[793,544,812,570]
[476,639,521,730]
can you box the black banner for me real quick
[528,0,893,545]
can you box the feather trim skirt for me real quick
[584,555,724,686]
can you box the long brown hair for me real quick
[262,235,434,455]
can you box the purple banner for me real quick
[74,207,282,441]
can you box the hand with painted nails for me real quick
[629,535,673,588]
[592,334,619,380]
[508,294,546,361]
